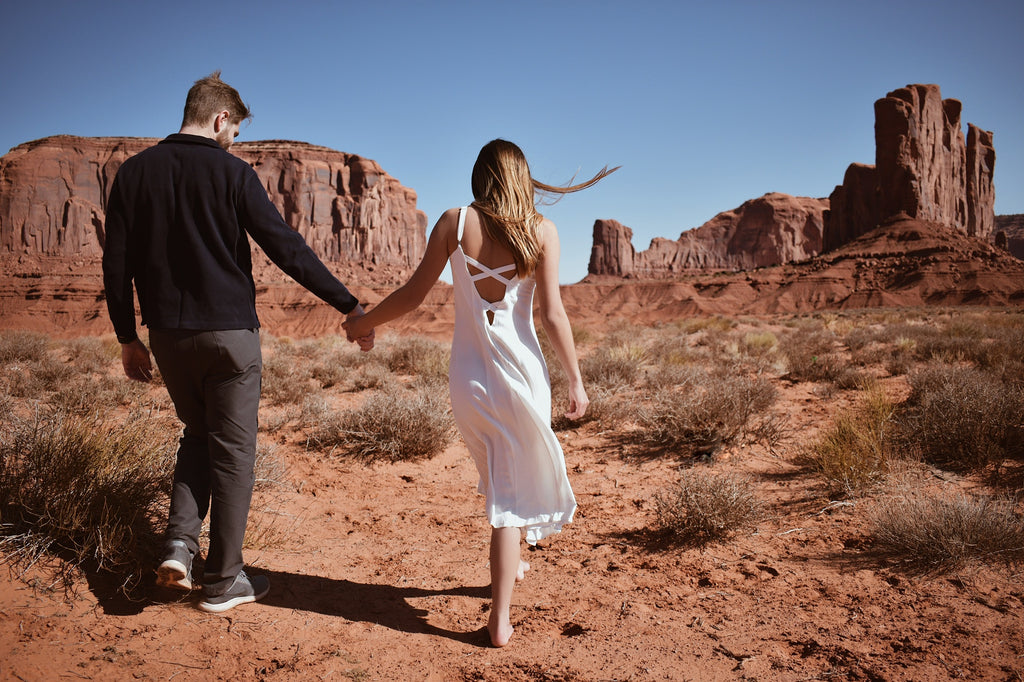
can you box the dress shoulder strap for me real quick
[457,206,468,243]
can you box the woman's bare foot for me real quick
[488,613,514,647]
[515,560,530,582]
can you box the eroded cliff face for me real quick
[588,193,827,278]
[823,84,996,251]
[0,135,427,269]
[995,214,1024,261]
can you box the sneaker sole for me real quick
[156,559,192,591]
[198,584,269,614]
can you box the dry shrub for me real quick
[309,337,374,388]
[0,394,12,424]
[869,489,1024,571]
[804,382,898,496]
[653,469,764,546]
[779,327,860,386]
[63,336,118,375]
[46,373,147,415]
[2,353,77,399]
[581,344,644,390]
[679,316,735,335]
[0,409,175,594]
[551,386,626,430]
[349,361,392,391]
[384,336,449,383]
[634,370,776,456]
[900,365,1024,470]
[646,331,699,367]
[253,442,289,491]
[741,331,778,356]
[308,386,454,462]
[262,350,316,406]
[0,330,49,364]
[299,394,330,428]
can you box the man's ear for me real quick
[212,110,231,132]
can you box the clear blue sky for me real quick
[2,0,1021,283]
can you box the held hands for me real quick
[344,304,375,351]
[121,338,153,382]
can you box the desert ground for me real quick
[1,306,1023,682]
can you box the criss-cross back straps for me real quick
[464,253,516,285]
[457,207,517,286]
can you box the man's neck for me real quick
[178,124,216,140]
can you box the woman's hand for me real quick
[564,380,590,420]
[344,306,375,351]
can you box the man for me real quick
[102,71,372,613]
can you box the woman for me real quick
[344,139,615,646]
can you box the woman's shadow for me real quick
[237,569,491,646]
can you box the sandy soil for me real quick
[2,319,1023,682]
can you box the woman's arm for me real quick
[343,208,457,339]
[534,218,589,420]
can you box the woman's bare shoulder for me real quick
[537,216,559,242]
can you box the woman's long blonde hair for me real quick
[470,139,617,277]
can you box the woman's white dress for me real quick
[448,207,576,545]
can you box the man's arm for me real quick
[102,173,157,379]
[101,175,139,345]
[238,169,361,315]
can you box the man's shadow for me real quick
[86,567,492,646]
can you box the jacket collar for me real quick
[160,133,224,149]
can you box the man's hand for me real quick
[345,304,375,352]
[121,338,153,382]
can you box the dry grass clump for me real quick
[384,335,450,384]
[653,468,764,546]
[581,343,645,390]
[779,327,860,387]
[261,350,316,405]
[0,409,175,594]
[678,316,735,335]
[803,381,899,496]
[254,442,289,491]
[1,353,77,399]
[0,330,49,364]
[262,334,372,402]
[307,386,454,462]
[869,488,1024,571]
[741,330,779,356]
[63,336,119,375]
[47,373,148,415]
[633,369,776,456]
[845,323,922,376]
[899,365,1024,470]
[551,387,627,431]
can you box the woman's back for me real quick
[456,207,522,304]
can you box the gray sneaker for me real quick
[198,571,270,613]
[156,540,193,591]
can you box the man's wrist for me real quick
[116,333,138,345]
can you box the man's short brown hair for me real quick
[181,71,252,127]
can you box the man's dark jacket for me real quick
[102,133,359,343]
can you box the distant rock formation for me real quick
[0,135,427,270]
[588,193,827,278]
[996,214,1024,260]
[823,84,995,251]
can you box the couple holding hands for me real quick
[103,71,614,647]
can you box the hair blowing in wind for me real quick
[470,139,618,277]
